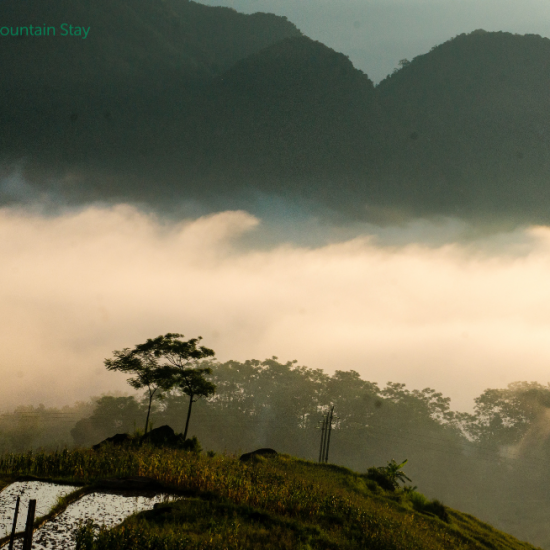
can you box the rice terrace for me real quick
[0,444,540,550]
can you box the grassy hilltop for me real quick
[0,446,540,550]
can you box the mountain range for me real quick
[2,0,550,223]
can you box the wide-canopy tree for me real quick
[132,333,216,440]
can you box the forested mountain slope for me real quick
[194,35,393,212]
[0,0,301,200]
[3,1,550,223]
[376,30,550,221]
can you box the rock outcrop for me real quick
[92,425,185,450]
[91,432,132,451]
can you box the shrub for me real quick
[423,499,450,523]
[407,491,450,523]
[180,436,202,454]
[408,491,429,512]
[365,459,411,492]
[364,479,381,493]
[365,467,395,491]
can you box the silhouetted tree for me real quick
[105,345,174,434]
[132,333,216,440]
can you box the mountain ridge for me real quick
[2,1,550,224]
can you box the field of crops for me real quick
[0,447,541,550]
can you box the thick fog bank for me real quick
[1,203,550,412]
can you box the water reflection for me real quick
[12,491,175,550]
[0,481,78,536]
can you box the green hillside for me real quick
[0,446,541,550]
[376,30,550,222]
[197,35,392,212]
[0,0,302,200]
[3,0,550,223]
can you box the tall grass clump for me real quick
[0,448,139,481]
[408,490,429,512]
[406,490,450,522]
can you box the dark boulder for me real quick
[239,448,278,462]
[140,425,182,448]
[92,433,133,451]
[92,425,197,451]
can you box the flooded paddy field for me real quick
[0,481,176,549]
[0,481,79,537]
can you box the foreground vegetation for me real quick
[0,446,540,550]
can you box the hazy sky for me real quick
[196,0,550,82]
[2,202,550,413]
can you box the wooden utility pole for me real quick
[22,499,36,550]
[8,496,20,550]
[318,413,327,463]
[318,406,336,464]
[324,406,335,463]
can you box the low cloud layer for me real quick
[1,204,550,412]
